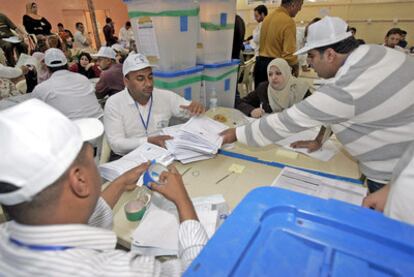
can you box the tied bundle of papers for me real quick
[99,142,174,181]
[131,194,229,256]
[162,116,228,164]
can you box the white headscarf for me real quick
[267,58,310,113]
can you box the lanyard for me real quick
[9,238,73,251]
[134,96,153,136]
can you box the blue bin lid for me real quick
[153,65,204,78]
[185,187,414,277]
[199,59,240,69]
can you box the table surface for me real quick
[111,107,361,248]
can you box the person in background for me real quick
[349,27,357,37]
[237,58,310,118]
[384,28,405,52]
[57,23,73,49]
[397,29,408,48]
[119,21,134,49]
[73,22,92,50]
[104,53,204,158]
[94,46,124,99]
[32,48,103,120]
[0,13,28,66]
[0,49,28,99]
[254,0,304,87]
[244,5,268,56]
[231,15,246,60]
[23,2,52,36]
[103,17,118,47]
[69,52,101,79]
[0,99,208,275]
[221,16,414,194]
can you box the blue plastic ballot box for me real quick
[185,187,414,277]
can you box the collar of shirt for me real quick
[125,88,154,108]
[50,69,71,79]
[276,6,290,16]
[3,221,117,251]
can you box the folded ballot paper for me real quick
[131,194,229,256]
[99,142,174,181]
[162,116,229,164]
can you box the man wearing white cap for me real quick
[94,46,124,99]
[32,48,103,120]
[221,16,414,196]
[0,99,208,275]
[104,53,205,157]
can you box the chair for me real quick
[237,57,255,98]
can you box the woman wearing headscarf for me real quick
[23,2,52,36]
[237,58,310,118]
[69,52,101,79]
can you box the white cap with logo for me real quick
[295,16,352,55]
[122,53,156,77]
[92,46,116,60]
[0,99,104,205]
[44,48,68,67]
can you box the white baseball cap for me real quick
[122,53,156,76]
[92,46,116,60]
[0,99,104,205]
[295,16,353,55]
[44,48,68,67]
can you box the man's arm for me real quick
[281,23,298,69]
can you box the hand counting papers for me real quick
[162,116,228,164]
[131,194,229,256]
[99,142,174,181]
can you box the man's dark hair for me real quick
[281,0,300,5]
[106,17,112,24]
[400,29,407,35]
[315,36,360,55]
[349,27,356,33]
[1,144,88,223]
[126,21,131,27]
[386,28,401,37]
[57,23,64,28]
[254,5,268,16]
[75,22,83,29]
[47,63,69,73]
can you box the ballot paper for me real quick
[271,167,367,205]
[16,53,39,68]
[162,116,228,164]
[276,128,339,162]
[131,194,229,256]
[99,142,174,181]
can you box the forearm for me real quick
[176,197,198,223]
[314,126,326,143]
[101,177,128,209]
[109,136,147,156]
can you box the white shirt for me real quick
[104,88,190,155]
[251,22,262,56]
[0,197,208,276]
[119,27,134,48]
[0,63,22,79]
[32,70,103,120]
[74,30,89,49]
[385,142,414,225]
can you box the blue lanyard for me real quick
[134,96,153,135]
[9,238,73,251]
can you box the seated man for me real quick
[94,46,124,99]
[104,53,205,156]
[0,13,28,66]
[0,99,207,275]
[32,48,103,120]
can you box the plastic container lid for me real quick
[185,187,414,277]
[199,59,240,69]
[153,65,204,78]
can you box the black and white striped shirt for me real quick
[0,197,208,276]
[236,45,414,183]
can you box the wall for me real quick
[237,0,414,46]
[0,0,130,47]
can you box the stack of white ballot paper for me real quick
[272,167,367,205]
[162,116,229,164]
[99,142,174,181]
[131,194,229,256]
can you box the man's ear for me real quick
[67,165,90,199]
[325,48,337,63]
[123,75,129,87]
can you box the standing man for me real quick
[104,53,204,157]
[231,15,246,60]
[254,0,303,86]
[244,5,268,56]
[73,22,92,50]
[221,16,414,193]
[119,21,134,49]
[0,13,28,66]
[103,17,118,47]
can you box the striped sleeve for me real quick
[177,220,208,270]
[236,86,355,147]
[88,197,113,230]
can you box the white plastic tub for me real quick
[201,59,240,108]
[125,0,199,71]
[153,65,204,102]
[197,0,237,64]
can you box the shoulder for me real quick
[106,89,129,107]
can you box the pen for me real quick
[216,172,234,184]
